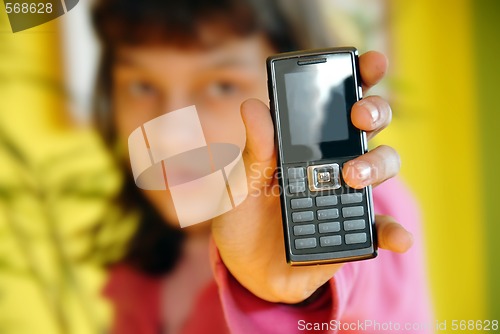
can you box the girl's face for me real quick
[112,34,275,226]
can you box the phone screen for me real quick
[284,62,350,146]
[273,53,361,163]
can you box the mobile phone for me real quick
[267,47,377,265]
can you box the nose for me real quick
[160,88,194,116]
[145,91,206,163]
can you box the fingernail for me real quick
[359,100,380,126]
[350,161,372,187]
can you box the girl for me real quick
[91,0,432,333]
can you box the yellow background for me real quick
[386,0,488,321]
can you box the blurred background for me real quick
[0,0,499,333]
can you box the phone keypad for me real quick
[292,211,314,223]
[295,238,317,249]
[345,233,367,245]
[288,167,305,179]
[290,198,313,209]
[340,193,363,204]
[316,195,338,207]
[289,182,306,194]
[317,208,339,220]
[293,224,316,236]
[318,222,341,233]
[342,206,364,218]
[286,163,371,253]
[343,219,366,231]
[320,235,342,247]
[287,167,306,194]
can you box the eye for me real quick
[206,81,240,97]
[128,80,159,98]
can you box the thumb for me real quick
[240,99,276,189]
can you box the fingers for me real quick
[375,215,413,253]
[240,98,276,188]
[349,53,397,189]
[356,52,391,141]
[359,51,388,92]
[342,145,400,189]
[351,95,392,140]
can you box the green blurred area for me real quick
[473,0,500,320]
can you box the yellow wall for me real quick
[385,0,486,321]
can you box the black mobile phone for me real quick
[266,47,377,265]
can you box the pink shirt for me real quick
[104,178,432,333]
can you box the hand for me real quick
[211,51,413,304]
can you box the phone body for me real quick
[267,47,377,265]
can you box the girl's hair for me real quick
[91,0,331,276]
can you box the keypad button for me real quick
[341,193,363,204]
[317,171,331,183]
[292,211,314,223]
[345,233,367,245]
[317,208,339,220]
[318,222,341,233]
[295,237,317,249]
[342,206,364,218]
[343,219,366,231]
[293,224,315,236]
[290,198,313,209]
[320,235,342,247]
[315,195,338,207]
[288,167,305,179]
[288,181,306,194]
[307,163,341,191]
